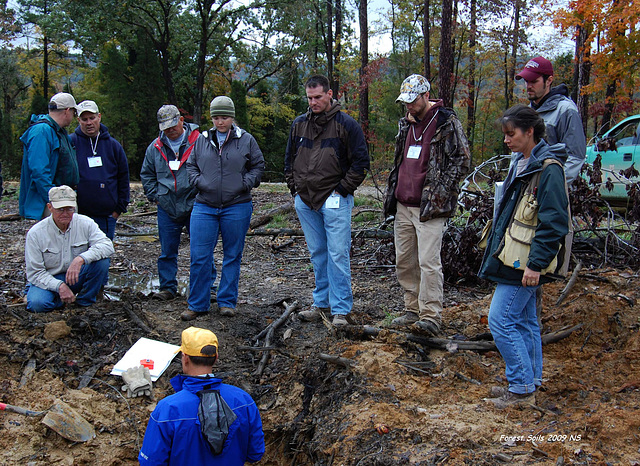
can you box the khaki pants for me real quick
[394,203,446,323]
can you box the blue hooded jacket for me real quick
[19,114,79,219]
[139,374,265,465]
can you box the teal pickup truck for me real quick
[585,115,640,204]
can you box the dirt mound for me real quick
[0,184,639,465]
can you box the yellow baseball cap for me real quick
[177,327,219,357]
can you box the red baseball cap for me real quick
[516,56,554,81]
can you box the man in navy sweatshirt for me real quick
[71,100,130,240]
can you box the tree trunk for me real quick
[326,0,334,86]
[422,0,430,81]
[358,0,369,127]
[506,0,521,108]
[43,34,49,101]
[332,0,342,96]
[575,24,591,134]
[193,0,213,125]
[601,82,616,133]
[438,0,453,105]
[466,0,476,152]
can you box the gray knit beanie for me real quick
[210,96,235,118]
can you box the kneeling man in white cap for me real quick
[24,185,114,312]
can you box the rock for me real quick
[44,321,71,341]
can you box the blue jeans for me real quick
[188,201,252,313]
[91,215,117,240]
[157,206,190,295]
[26,258,110,312]
[90,215,116,285]
[295,194,354,316]
[488,283,542,394]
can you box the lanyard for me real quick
[89,132,100,155]
[411,110,438,143]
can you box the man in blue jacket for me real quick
[71,100,130,240]
[139,327,265,465]
[19,92,80,220]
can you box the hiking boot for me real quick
[391,311,419,327]
[412,320,441,337]
[488,391,536,409]
[332,315,348,326]
[152,290,175,301]
[298,306,330,322]
[180,310,205,321]
[490,386,508,397]
[219,307,235,317]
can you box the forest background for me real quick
[0,0,638,182]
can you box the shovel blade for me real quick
[41,400,96,442]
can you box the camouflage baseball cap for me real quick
[157,105,181,131]
[396,74,431,104]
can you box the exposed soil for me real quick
[0,182,639,465]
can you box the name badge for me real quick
[407,145,422,159]
[325,193,340,209]
[169,160,181,171]
[87,156,103,168]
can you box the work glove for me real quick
[121,365,153,398]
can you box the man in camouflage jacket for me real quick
[384,74,471,336]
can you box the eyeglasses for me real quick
[55,207,76,213]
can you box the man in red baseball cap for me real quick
[515,56,586,185]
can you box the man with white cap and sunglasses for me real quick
[384,74,471,336]
[70,100,130,240]
[19,92,80,220]
[24,185,114,312]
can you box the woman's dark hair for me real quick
[499,104,546,143]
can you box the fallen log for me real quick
[123,302,153,334]
[319,353,354,369]
[254,300,298,376]
[250,201,294,229]
[248,227,393,239]
[0,213,21,221]
[555,260,582,306]
[122,210,157,218]
[356,324,582,352]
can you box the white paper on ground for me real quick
[110,337,180,382]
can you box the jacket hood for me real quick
[533,84,570,110]
[512,139,568,178]
[28,114,61,131]
[73,123,112,140]
[306,99,341,125]
[170,373,222,393]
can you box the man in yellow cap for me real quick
[139,327,265,465]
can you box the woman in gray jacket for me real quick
[183,96,265,320]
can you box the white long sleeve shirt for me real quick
[25,214,114,292]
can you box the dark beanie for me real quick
[210,96,235,118]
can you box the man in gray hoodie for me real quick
[140,105,200,301]
[516,56,586,184]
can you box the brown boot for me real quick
[298,306,330,322]
[391,311,419,327]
